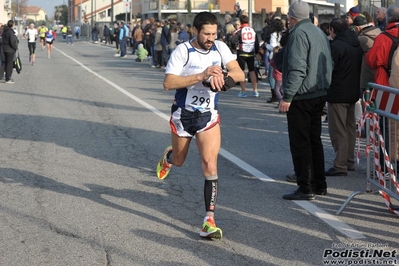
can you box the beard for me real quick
[196,35,214,50]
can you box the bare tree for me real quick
[11,0,29,19]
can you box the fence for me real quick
[337,83,399,216]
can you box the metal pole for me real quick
[111,0,114,22]
[248,0,252,26]
[158,0,161,19]
[91,0,93,26]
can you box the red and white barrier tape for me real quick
[356,92,399,216]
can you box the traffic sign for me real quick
[124,2,131,12]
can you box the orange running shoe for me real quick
[200,216,222,239]
[156,146,172,179]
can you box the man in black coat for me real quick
[1,20,18,83]
[325,18,363,176]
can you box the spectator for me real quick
[346,6,360,26]
[135,43,148,62]
[376,7,387,31]
[92,24,99,43]
[74,25,80,40]
[266,17,284,103]
[160,20,169,68]
[154,21,163,68]
[224,23,237,53]
[0,20,18,83]
[319,22,333,41]
[325,18,363,176]
[261,18,271,77]
[103,25,111,45]
[366,5,399,87]
[234,2,242,18]
[366,5,399,174]
[168,23,178,56]
[66,25,73,45]
[132,22,143,54]
[353,15,380,105]
[113,22,120,54]
[224,14,233,33]
[186,23,193,39]
[143,18,155,61]
[269,30,289,108]
[61,25,67,41]
[280,0,333,200]
[119,21,129,58]
[176,22,189,45]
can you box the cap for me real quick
[288,0,310,20]
[235,2,240,7]
[348,6,360,18]
[186,23,192,28]
[353,15,368,26]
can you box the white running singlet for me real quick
[25,29,37,43]
[165,40,236,113]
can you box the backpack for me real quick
[13,52,21,74]
[389,47,399,88]
[381,31,399,75]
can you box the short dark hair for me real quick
[329,18,348,34]
[192,12,218,33]
[319,22,330,36]
[7,20,14,28]
[240,15,249,24]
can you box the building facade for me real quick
[68,0,357,24]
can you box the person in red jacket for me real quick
[365,5,399,176]
[366,5,399,88]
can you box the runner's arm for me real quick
[164,65,223,91]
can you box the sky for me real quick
[28,0,65,15]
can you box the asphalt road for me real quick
[0,37,397,266]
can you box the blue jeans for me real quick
[66,35,73,44]
[151,44,156,65]
[268,65,276,90]
[120,38,127,56]
[92,33,98,42]
[263,51,270,75]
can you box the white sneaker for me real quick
[114,54,120,57]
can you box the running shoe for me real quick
[156,146,172,179]
[237,92,247,98]
[253,91,259,97]
[200,216,222,239]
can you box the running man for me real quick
[156,12,244,239]
[45,27,56,59]
[38,23,48,50]
[24,22,38,66]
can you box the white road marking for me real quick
[56,48,366,240]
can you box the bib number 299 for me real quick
[191,96,210,107]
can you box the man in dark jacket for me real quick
[160,20,169,68]
[325,18,363,176]
[1,20,18,83]
[103,25,111,45]
[280,0,333,200]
